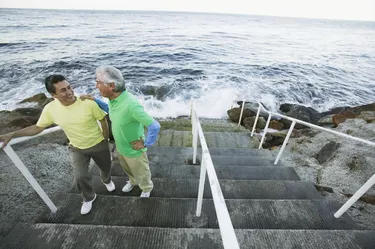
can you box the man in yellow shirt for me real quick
[0,75,114,215]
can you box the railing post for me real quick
[334,173,375,218]
[196,158,207,217]
[251,105,261,137]
[274,120,296,165]
[3,145,57,213]
[237,100,246,127]
[259,114,271,149]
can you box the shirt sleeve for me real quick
[94,98,109,113]
[144,120,161,147]
[36,105,54,128]
[88,100,106,120]
[130,104,154,127]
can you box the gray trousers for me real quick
[68,139,112,202]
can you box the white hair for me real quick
[96,65,125,92]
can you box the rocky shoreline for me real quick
[1,93,375,239]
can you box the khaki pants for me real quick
[68,140,112,202]
[118,152,153,192]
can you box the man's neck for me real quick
[59,97,77,106]
[108,91,122,100]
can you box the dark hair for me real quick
[44,75,66,94]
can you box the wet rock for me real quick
[262,132,287,149]
[237,101,269,119]
[357,111,375,123]
[19,93,52,107]
[12,108,42,116]
[315,184,334,193]
[243,116,266,130]
[279,118,293,129]
[227,108,256,123]
[332,102,375,126]
[347,156,365,171]
[316,141,340,164]
[279,103,294,113]
[10,117,39,128]
[285,105,322,129]
[317,115,335,126]
[269,120,284,130]
[291,128,319,138]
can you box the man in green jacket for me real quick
[94,65,160,198]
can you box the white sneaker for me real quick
[140,191,151,198]
[81,194,97,215]
[103,180,116,192]
[122,181,135,192]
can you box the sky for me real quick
[0,0,374,21]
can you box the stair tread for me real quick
[148,146,272,156]
[2,223,375,249]
[71,177,322,199]
[92,164,300,180]
[38,194,361,230]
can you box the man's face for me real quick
[96,74,114,97]
[51,80,75,104]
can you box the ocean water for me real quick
[0,8,375,118]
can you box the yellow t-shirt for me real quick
[37,98,106,149]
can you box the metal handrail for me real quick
[191,102,240,249]
[244,101,375,218]
[1,126,62,213]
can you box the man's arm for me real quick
[80,95,109,113]
[99,117,109,141]
[0,125,45,148]
[131,120,161,150]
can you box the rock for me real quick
[279,118,292,129]
[243,116,266,130]
[12,108,42,116]
[227,108,256,123]
[262,132,287,149]
[357,111,375,123]
[315,184,334,193]
[285,105,322,129]
[347,156,364,171]
[291,128,319,138]
[321,106,351,116]
[344,194,375,205]
[237,101,269,119]
[140,85,157,96]
[332,102,375,126]
[279,103,294,113]
[10,117,39,128]
[317,115,335,126]
[19,93,52,107]
[269,120,284,130]
[316,141,340,164]
[155,85,170,101]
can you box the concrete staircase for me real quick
[1,128,375,248]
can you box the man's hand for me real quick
[80,94,95,101]
[0,133,13,149]
[130,137,146,150]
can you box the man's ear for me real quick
[109,83,116,91]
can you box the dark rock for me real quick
[19,93,52,107]
[10,117,39,128]
[262,132,287,149]
[332,102,375,126]
[291,128,319,138]
[12,108,42,116]
[227,108,256,123]
[286,105,322,129]
[317,115,335,126]
[237,101,269,119]
[269,120,284,130]
[140,85,157,96]
[279,103,295,113]
[316,141,340,164]
[315,185,334,193]
[243,116,266,130]
[343,194,375,205]
[155,85,170,101]
[321,106,351,116]
[279,118,292,129]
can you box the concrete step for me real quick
[147,146,272,157]
[92,164,300,180]
[147,154,278,166]
[2,223,375,249]
[71,177,321,199]
[156,131,260,148]
[158,118,248,132]
[38,194,361,230]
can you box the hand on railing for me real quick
[0,133,13,149]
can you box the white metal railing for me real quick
[0,126,62,213]
[191,102,240,249]
[237,100,375,218]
